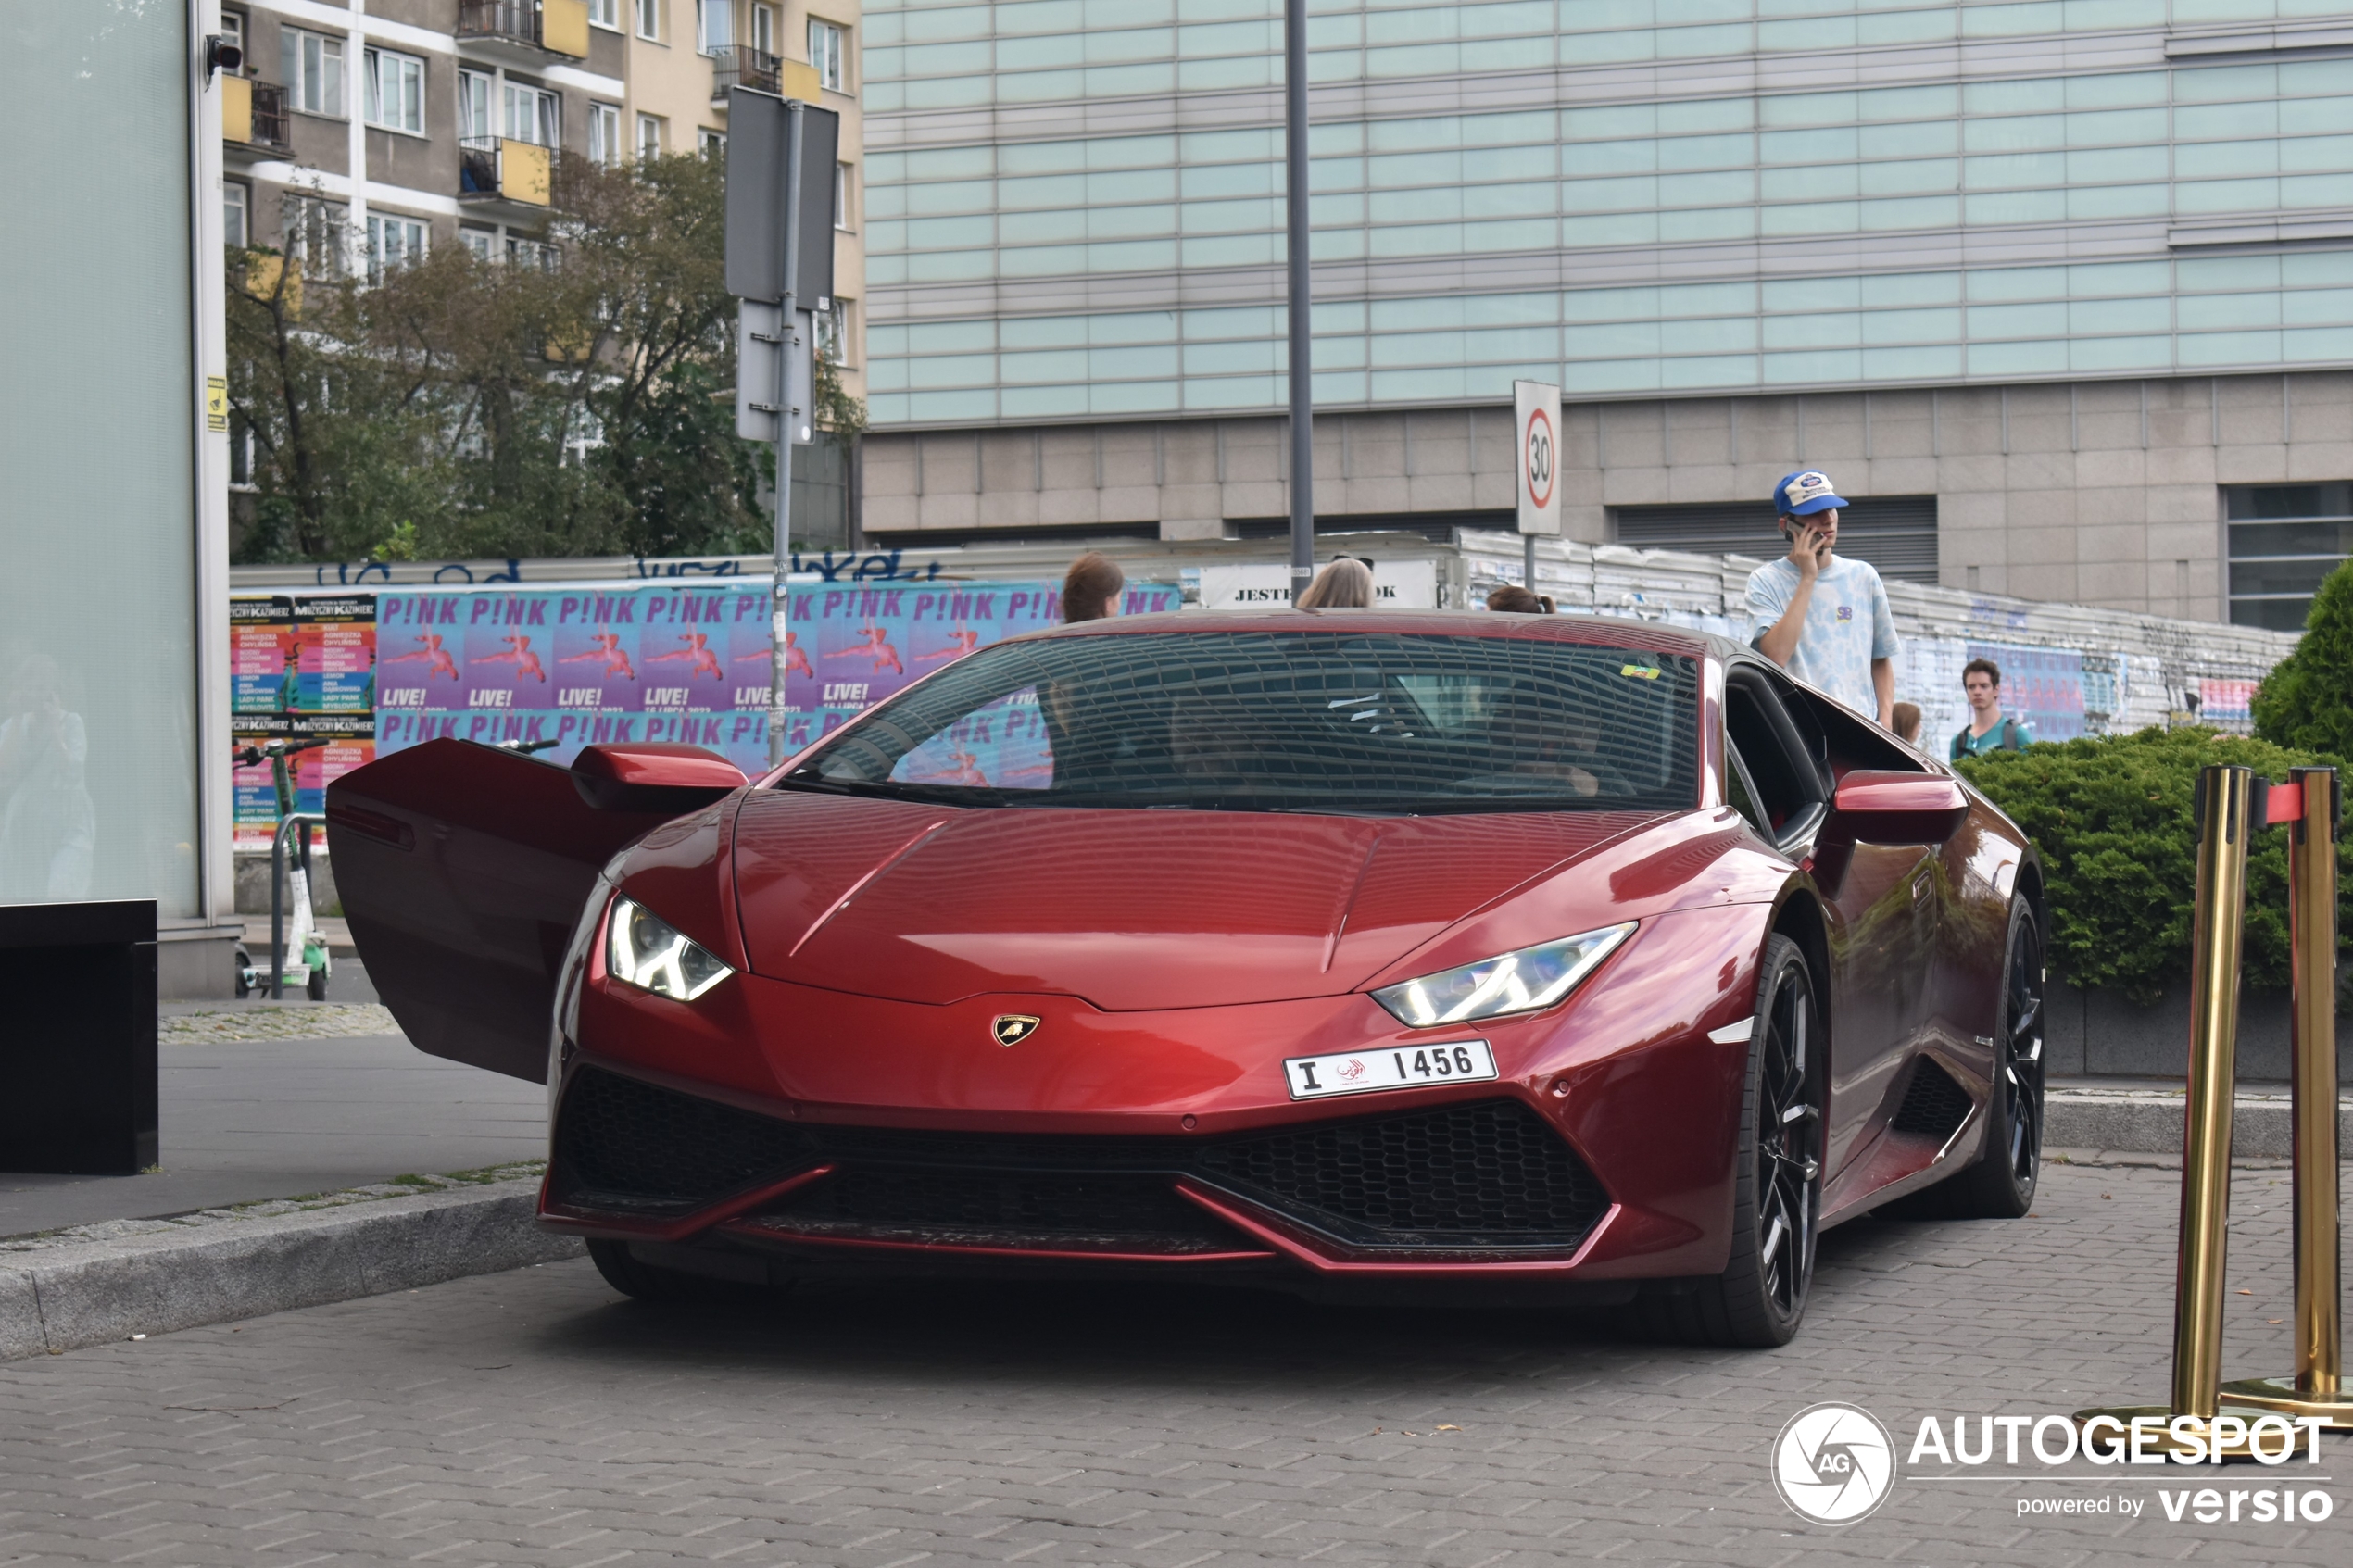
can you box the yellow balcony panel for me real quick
[781,60,821,104]
[504,140,552,205]
[542,0,590,58]
[245,254,301,316]
[221,74,253,144]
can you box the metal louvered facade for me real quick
[1612,497,1941,585]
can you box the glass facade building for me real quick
[864,1,2353,420]
[859,0,2353,627]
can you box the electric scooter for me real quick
[233,736,333,1000]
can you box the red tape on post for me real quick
[2266,780,2305,826]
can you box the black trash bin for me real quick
[0,899,157,1173]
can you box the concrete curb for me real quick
[0,1180,581,1361]
[2046,1084,2353,1160]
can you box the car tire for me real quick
[1907,899,2044,1220]
[1656,933,1823,1349]
[585,1237,775,1305]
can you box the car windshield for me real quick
[782,630,1699,814]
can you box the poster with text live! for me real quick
[368,578,1179,781]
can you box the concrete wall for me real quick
[864,369,2353,621]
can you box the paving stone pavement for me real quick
[3,1157,2348,1568]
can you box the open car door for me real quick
[325,740,690,1082]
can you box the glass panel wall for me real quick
[0,1,201,912]
[862,1,2353,423]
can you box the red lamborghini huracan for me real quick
[329,609,2045,1347]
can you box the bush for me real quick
[1957,727,2351,1004]
[2253,557,2353,758]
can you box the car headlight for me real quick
[1371,922,1636,1028]
[605,895,732,1002]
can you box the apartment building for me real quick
[221,1,868,543]
[861,0,2353,630]
[616,1,867,406]
[221,2,624,276]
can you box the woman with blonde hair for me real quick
[1294,557,1373,609]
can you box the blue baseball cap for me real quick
[1773,470,1847,517]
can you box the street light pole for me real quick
[1284,0,1313,601]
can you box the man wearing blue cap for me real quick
[1746,470,1898,726]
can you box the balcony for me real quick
[457,0,588,66]
[710,44,782,97]
[459,136,554,208]
[221,77,291,157]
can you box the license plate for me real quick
[1283,1040,1497,1101]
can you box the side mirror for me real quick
[1830,771,1970,846]
[572,744,748,813]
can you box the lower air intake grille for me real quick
[1194,1098,1606,1248]
[553,1070,1608,1254]
[1891,1058,1975,1143]
[767,1167,1242,1253]
[553,1068,812,1214]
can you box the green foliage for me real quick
[225,153,788,564]
[2253,558,2353,758]
[1957,727,2351,1003]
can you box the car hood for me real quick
[730,789,1665,1010]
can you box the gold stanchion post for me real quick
[2223,765,2353,1429]
[2079,764,2277,1457]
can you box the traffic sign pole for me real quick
[769,102,804,768]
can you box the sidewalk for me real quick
[0,1004,545,1238]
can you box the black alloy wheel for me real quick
[1658,933,1823,1348]
[1922,900,2045,1218]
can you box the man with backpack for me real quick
[1951,657,2032,759]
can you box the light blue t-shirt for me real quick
[1744,554,1900,719]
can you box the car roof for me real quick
[1030,607,1739,661]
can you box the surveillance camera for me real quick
[206,35,244,79]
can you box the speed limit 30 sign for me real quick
[1514,380,1561,536]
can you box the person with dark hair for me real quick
[1295,558,1373,609]
[1062,551,1125,623]
[1951,657,2032,759]
[1891,700,1922,746]
[1485,585,1554,614]
[1745,469,1898,726]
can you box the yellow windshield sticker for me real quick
[1620,663,1660,680]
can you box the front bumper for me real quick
[544,901,1770,1283]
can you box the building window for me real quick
[504,81,560,146]
[458,69,493,140]
[283,196,346,274]
[636,0,661,40]
[834,161,850,229]
[753,4,774,56]
[459,227,497,260]
[281,28,345,118]
[223,182,250,250]
[362,47,424,135]
[508,236,560,271]
[588,102,621,168]
[808,19,844,92]
[366,213,427,281]
[588,0,620,29]
[813,299,847,365]
[636,113,664,158]
[698,0,730,54]
[2225,484,2353,630]
[699,127,726,158]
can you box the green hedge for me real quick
[2253,557,2353,758]
[1956,727,2351,1004]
